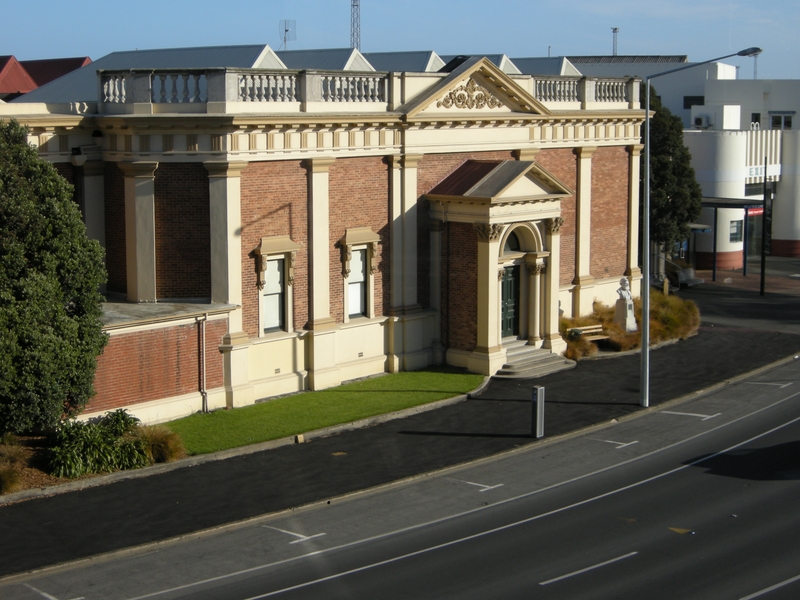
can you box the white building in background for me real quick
[687,79,800,266]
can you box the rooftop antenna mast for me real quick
[279,19,296,51]
[612,27,619,56]
[351,0,361,50]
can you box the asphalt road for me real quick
[5,352,800,599]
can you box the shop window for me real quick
[254,236,300,336]
[729,220,743,243]
[340,227,380,322]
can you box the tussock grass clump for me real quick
[0,443,27,467]
[0,465,21,494]
[561,290,700,360]
[136,425,186,464]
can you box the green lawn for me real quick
[165,369,485,455]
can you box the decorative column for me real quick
[304,157,340,390]
[469,222,507,375]
[626,145,644,294]
[544,217,567,354]
[573,146,596,316]
[525,261,545,344]
[430,220,444,364]
[120,161,158,302]
[205,160,253,408]
[400,154,423,310]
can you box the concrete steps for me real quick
[492,340,576,379]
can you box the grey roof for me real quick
[468,161,535,198]
[567,55,688,64]
[15,44,281,104]
[362,51,444,72]
[276,48,374,71]
[439,54,521,75]
[511,57,583,77]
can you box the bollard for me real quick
[532,385,545,438]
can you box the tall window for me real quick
[261,258,285,333]
[729,220,743,243]
[348,248,367,318]
[770,114,793,130]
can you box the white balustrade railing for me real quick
[594,79,628,103]
[153,73,206,103]
[534,78,579,103]
[239,74,298,102]
[321,74,385,102]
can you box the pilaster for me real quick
[544,217,567,354]
[573,146,596,316]
[400,153,423,310]
[469,223,507,375]
[626,145,644,288]
[82,161,106,293]
[120,161,158,302]
[429,220,444,365]
[525,261,545,344]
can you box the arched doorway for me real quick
[501,231,522,338]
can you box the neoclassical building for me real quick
[2,46,645,422]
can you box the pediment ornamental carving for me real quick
[437,78,503,110]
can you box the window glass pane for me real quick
[262,258,284,332]
[504,231,520,253]
[265,259,283,294]
[772,115,783,130]
[348,281,365,317]
[785,116,793,130]
[350,249,365,283]
[729,220,743,243]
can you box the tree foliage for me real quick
[644,86,703,248]
[0,120,107,434]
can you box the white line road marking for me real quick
[743,381,794,389]
[662,410,721,421]
[453,479,504,492]
[22,584,62,600]
[128,389,800,600]
[739,573,800,599]
[262,526,326,544]
[539,551,639,585]
[588,438,639,449]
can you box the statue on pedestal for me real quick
[614,277,638,333]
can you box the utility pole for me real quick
[351,0,361,50]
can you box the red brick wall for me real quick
[590,147,629,279]
[536,149,577,286]
[416,151,516,308]
[88,318,227,413]
[442,222,478,351]
[104,163,127,294]
[328,157,390,322]
[154,163,211,299]
[240,160,308,337]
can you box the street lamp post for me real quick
[640,46,762,408]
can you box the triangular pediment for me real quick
[402,57,550,119]
[426,160,573,205]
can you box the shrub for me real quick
[48,410,149,479]
[561,290,700,360]
[0,464,21,494]
[136,425,186,464]
[0,442,27,467]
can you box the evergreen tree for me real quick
[0,120,107,434]
[644,86,703,250]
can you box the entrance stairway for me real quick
[492,339,576,379]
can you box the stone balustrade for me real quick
[98,68,636,114]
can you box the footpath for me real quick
[2,262,800,578]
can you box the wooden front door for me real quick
[501,265,520,338]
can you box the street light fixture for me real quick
[640,46,762,408]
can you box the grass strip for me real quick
[165,369,484,455]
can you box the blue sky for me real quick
[3,0,797,79]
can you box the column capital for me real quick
[626,144,644,157]
[119,161,158,178]
[401,153,424,168]
[474,223,504,242]
[303,156,337,174]
[574,146,598,159]
[546,216,565,234]
[513,148,541,162]
[204,160,248,178]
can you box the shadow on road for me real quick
[686,441,800,481]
